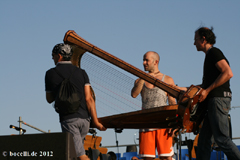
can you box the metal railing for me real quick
[10,116,50,135]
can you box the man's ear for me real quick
[202,36,206,42]
[58,53,63,62]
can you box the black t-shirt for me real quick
[45,62,90,122]
[202,47,231,98]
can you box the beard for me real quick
[144,66,148,71]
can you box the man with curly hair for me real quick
[178,27,240,160]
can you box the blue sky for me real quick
[1,1,240,155]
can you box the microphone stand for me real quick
[114,128,122,159]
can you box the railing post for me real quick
[19,116,22,135]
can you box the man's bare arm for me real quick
[199,59,233,102]
[165,76,177,105]
[131,79,145,98]
[85,85,106,131]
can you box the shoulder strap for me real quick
[161,74,165,81]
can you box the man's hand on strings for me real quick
[168,84,188,92]
[175,85,188,91]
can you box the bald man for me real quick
[131,51,176,160]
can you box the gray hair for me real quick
[52,43,73,61]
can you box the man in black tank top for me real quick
[192,27,240,160]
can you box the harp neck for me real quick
[64,30,183,100]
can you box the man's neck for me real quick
[203,44,213,54]
[56,61,72,65]
[153,70,160,74]
[148,70,161,76]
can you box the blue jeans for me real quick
[61,118,90,157]
[196,97,240,160]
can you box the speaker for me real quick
[0,132,77,160]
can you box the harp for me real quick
[63,30,204,134]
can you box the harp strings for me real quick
[81,53,141,117]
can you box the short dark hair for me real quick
[108,151,116,160]
[195,27,216,45]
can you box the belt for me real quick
[224,91,232,98]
